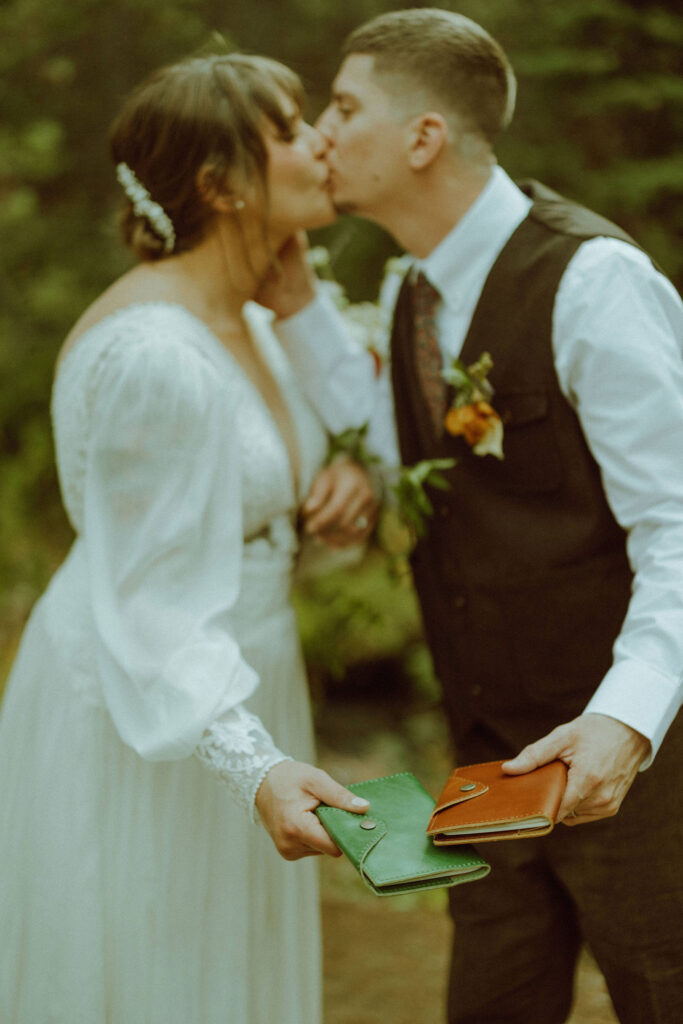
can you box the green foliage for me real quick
[326,423,380,470]
[1,0,681,694]
[488,0,683,285]
[389,459,456,540]
[1,0,221,639]
[292,546,438,700]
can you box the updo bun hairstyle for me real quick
[109,53,305,261]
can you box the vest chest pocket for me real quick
[482,389,562,493]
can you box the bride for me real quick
[0,53,377,1023]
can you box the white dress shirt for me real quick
[275,166,683,764]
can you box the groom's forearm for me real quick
[275,291,381,431]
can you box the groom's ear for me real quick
[408,113,448,170]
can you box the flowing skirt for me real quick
[0,550,320,1024]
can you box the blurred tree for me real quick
[488,0,683,282]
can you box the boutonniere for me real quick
[442,352,504,460]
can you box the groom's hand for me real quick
[255,760,370,860]
[302,457,379,548]
[256,233,317,320]
[502,712,650,826]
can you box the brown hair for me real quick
[343,9,516,147]
[109,53,304,260]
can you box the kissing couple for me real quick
[1,8,681,1024]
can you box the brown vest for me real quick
[390,181,647,745]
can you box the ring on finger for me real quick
[354,514,369,531]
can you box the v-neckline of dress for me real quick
[56,300,306,504]
[182,304,304,502]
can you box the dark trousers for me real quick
[447,714,683,1024]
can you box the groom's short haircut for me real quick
[343,8,516,147]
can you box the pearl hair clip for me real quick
[116,162,176,254]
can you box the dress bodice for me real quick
[52,301,327,547]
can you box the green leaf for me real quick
[389,457,456,543]
[326,422,380,469]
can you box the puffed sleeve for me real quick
[82,328,287,809]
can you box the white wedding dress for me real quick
[0,301,330,1023]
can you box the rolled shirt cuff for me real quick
[583,658,682,769]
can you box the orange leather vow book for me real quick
[426,760,568,844]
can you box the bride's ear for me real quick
[408,112,448,170]
[196,164,241,214]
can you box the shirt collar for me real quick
[414,166,533,311]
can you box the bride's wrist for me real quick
[254,756,294,819]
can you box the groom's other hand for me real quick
[302,456,378,547]
[502,712,650,825]
[256,232,317,319]
[255,760,370,860]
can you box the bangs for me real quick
[250,58,305,130]
[204,54,305,179]
[223,54,304,134]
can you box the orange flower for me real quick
[444,402,504,459]
[367,345,383,377]
[444,402,494,443]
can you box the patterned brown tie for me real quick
[412,271,445,437]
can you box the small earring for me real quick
[233,199,245,211]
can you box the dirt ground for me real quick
[317,696,618,1024]
[322,900,616,1024]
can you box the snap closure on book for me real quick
[360,819,377,830]
[460,783,477,792]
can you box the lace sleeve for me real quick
[194,705,291,822]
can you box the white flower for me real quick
[317,279,348,309]
[306,246,332,270]
[311,249,410,364]
[472,416,504,459]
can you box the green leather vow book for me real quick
[315,772,490,896]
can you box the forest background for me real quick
[1,0,682,703]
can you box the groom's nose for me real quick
[305,121,328,159]
[315,104,335,143]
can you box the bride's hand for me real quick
[256,233,317,320]
[301,458,379,548]
[255,760,370,861]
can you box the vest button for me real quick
[439,505,450,518]
[454,594,466,609]
[470,684,482,697]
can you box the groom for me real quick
[267,8,683,1022]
